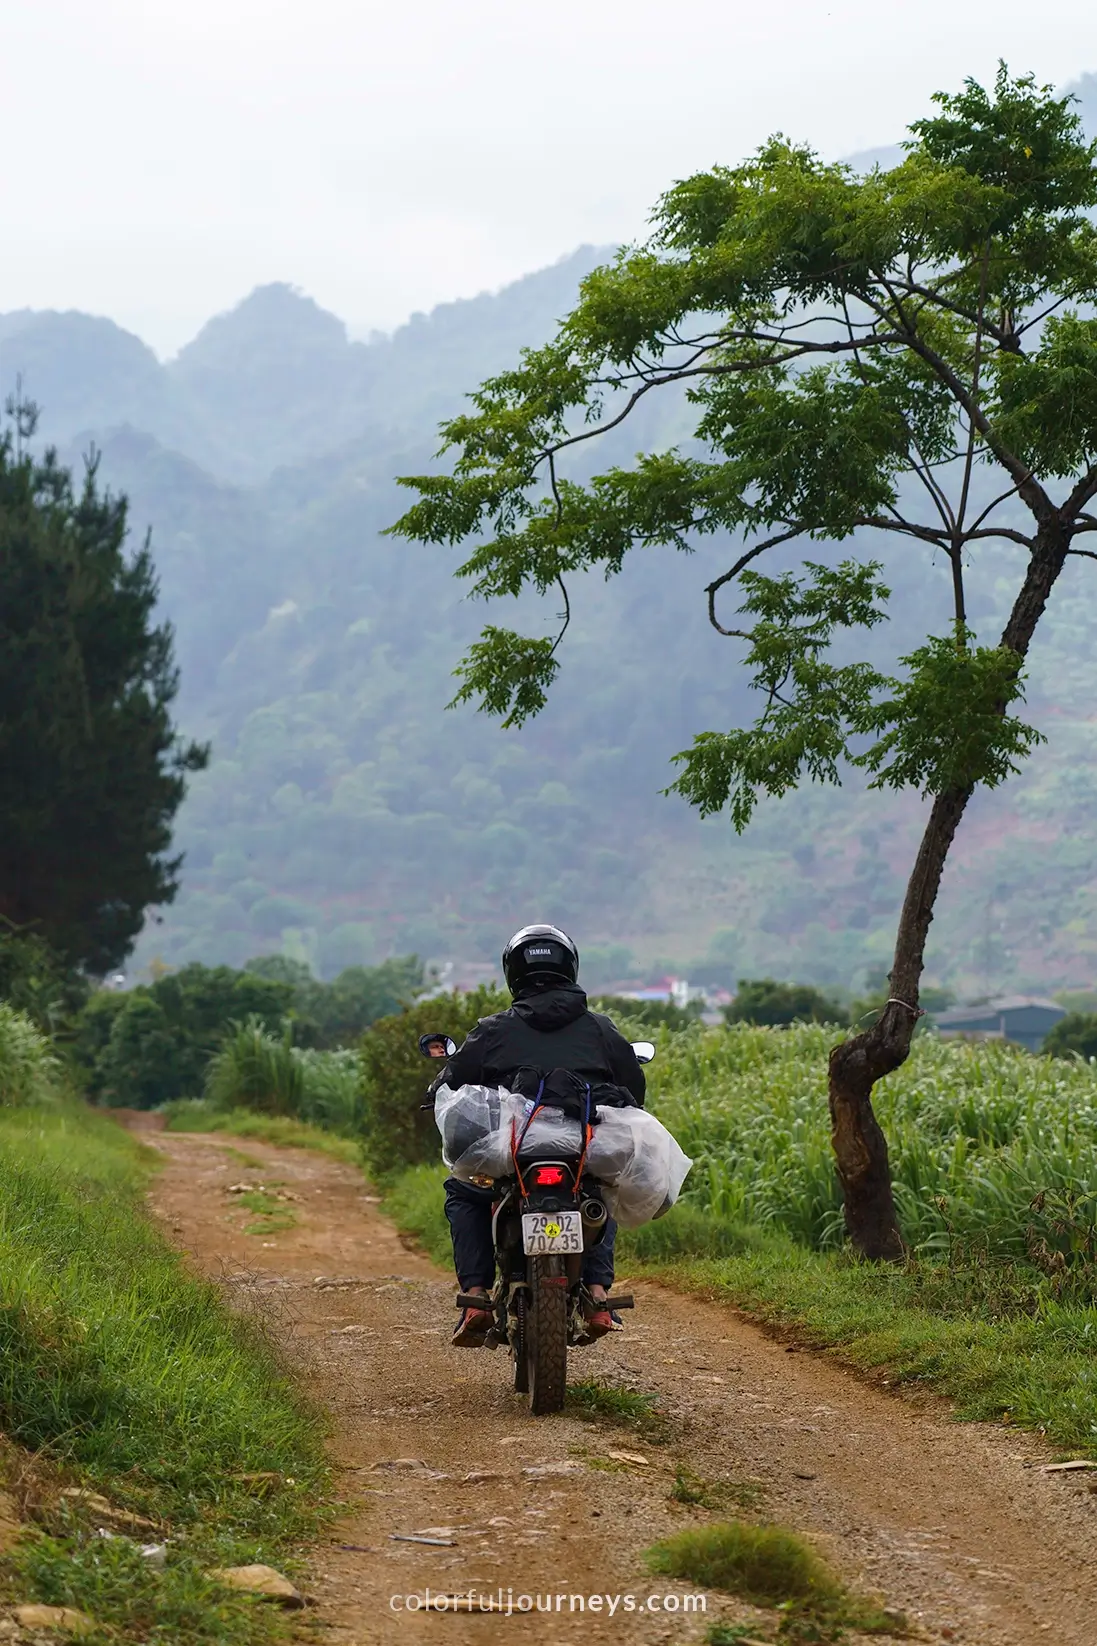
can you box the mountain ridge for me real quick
[3,122,1097,993]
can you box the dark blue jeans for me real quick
[444,1177,616,1291]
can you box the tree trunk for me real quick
[829,518,1072,1261]
[829,787,971,1258]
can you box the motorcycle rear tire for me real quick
[528,1255,568,1415]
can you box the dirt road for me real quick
[135,1124,1097,1644]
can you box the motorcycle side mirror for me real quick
[631,1041,656,1064]
[418,1033,457,1059]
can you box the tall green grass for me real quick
[204,1017,361,1134]
[644,1023,1097,1257]
[0,1098,327,1642]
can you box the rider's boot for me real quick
[452,1286,493,1347]
[581,1283,615,1340]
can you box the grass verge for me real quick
[622,1204,1097,1457]
[161,1097,360,1162]
[0,1099,329,1643]
[381,1160,1097,1458]
[647,1521,902,1641]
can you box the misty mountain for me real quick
[3,105,1097,996]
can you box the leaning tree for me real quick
[392,68,1097,1258]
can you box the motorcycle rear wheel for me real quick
[527,1255,568,1414]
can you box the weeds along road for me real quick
[131,1121,1097,1646]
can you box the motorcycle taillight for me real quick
[531,1164,566,1186]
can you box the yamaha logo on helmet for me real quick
[502,924,580,992]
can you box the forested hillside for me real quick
[3,74,1096,995]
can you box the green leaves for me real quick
[669,565,1040,830]
[693,365,907,535]
[855,633,1043,794]
[993,314,1097,476]
[910,64,1097,225]
[391,66,1096,842]
[668,560,893,828]
[448,627,560,728]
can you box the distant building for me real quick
[934,996,1067,1054]
[602,977,710,1008]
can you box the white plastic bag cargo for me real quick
[433,1082,508,1172]
[433,1084,583,1181]
[433,1083,692,1224]
[585,1107,693,1227]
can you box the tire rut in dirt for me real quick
[528,1255,567,1414]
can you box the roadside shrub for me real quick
[75,956,427,1109]
[359,985,507,1179]
[0,928,88,1031]
[724,978,847,1027]
[1043,1011,1097,1061]
[0,1003,61,1106]
[80,964,294,1107]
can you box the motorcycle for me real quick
[418,1034,656,1414]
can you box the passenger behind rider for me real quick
[430,925,645,1347]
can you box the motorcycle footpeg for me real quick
[455,1292,494,1311]
[603,1294,634,1310]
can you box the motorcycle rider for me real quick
[433,924,646,1348]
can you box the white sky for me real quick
[2,0,1095,356]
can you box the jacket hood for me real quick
[509,981,589,1032]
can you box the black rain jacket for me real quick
[434,982,646,1108]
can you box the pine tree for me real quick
[0,395,207,972]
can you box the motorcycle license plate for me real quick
[521,1209,583,1255]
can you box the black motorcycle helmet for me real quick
[501,923,579,994]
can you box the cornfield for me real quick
[640,1022,1097,1256]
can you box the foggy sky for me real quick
[2,0,1094,355]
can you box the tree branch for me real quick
[1012,294,1069,340]
[547,450,563,530]
[856,514,950,546]
[1062,465,1097,519]
[706,527,807,635]
[953,238,992,541]
[888,272,1000,342]
[840,292,956,535]
[552,574,572,650]
[862,276,1056,526]
[968,481,1022,534]
[964,526,1037,548]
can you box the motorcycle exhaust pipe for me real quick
[580,1197,608,1228]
